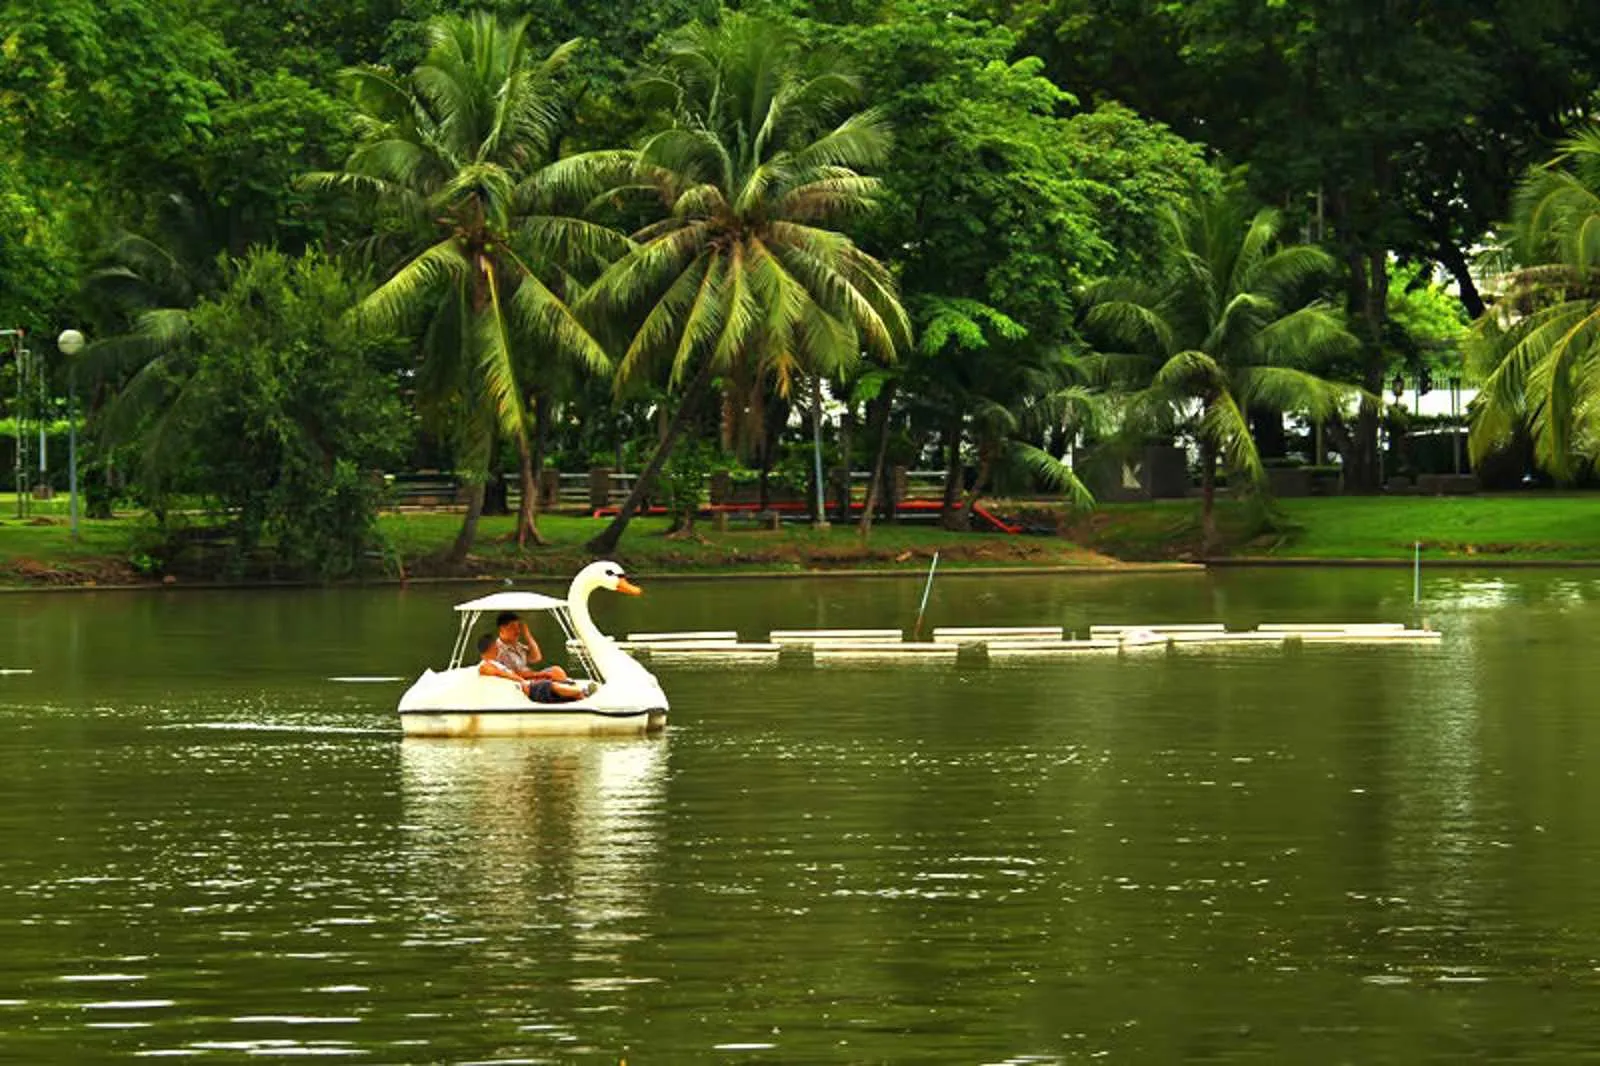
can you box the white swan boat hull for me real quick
[399,666,668,737]
[398,563,671,738]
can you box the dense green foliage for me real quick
[1470,129,1600,481]
[305,12,620,556]
[579,13,911,552]
[1083,190,1357,543]
[169,249,409,577]
[5,0,1600,577]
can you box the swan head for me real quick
[572,560,642,600]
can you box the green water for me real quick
[3,568,1600,1062]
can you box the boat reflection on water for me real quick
[398,736,667,966]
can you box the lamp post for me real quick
[56,329,84,539]
[1449,375,1463,475]
[1,329,21,517]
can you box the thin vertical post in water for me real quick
[1413,541,1421,606]
[913,550,939,640]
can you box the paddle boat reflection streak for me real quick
[398,561,669,737]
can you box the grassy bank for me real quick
[0,508,1136,588]
[7,493,1600,588]
[1066,494,1600,562]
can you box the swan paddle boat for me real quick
[398,561,669,737]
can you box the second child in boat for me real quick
[477,633,586,703]
[492,611,570,683]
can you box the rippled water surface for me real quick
[4,568,1600,1061]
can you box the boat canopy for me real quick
[453,590,567,613]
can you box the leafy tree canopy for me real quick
[0,0,230,192]
[179,248,410,577]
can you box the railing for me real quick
[384,468,951,512]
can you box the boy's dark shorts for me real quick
[527,680,574,703]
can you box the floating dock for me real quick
[932,626,1065,645]
[1169,631,1288,649]
[627,630,740,643]
[1289,628,1441,643]
[768,629,904,645]
[647,641,782,666]
[1255,623,1406,633]
[1089,624,1226,638]
[985,639,1121,660]
[551,618,1440,671]
[811,641,960,664]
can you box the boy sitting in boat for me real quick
[477,634,586,703]
[492,611,570,683]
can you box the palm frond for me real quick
[500,252,613,378]
[617,254,715,384]
[1200,392,1265,490]
[1152,349,1224,395]
[1012,441,1095,510]
[1236,366,1353,422]
[1083,300,1177,357]
[354,239,470,334]
[476,261,529,441]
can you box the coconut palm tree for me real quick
[1470,128,1600,480]
[76,196,228,516]
[578,14,911,555]
[1082,191,1357,549]
[303,12,619,559]
[889,297,1096,533]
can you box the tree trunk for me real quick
[857,381,897,541]
[514,395,550,548]
[514,438,547,551]
[449,480,486,564]
[756,390,786,511]
[959,440,995,518]
[1342,247,1390,491]
[1250,409,1287,460]
[532,390,549,503]
[1047,424,1068,460]
[835,405,854,522]
[940,417,966,531]
[1199,438,1218,554]
[585,358,716,555]
[1436,241,1486,320]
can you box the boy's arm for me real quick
[478,659,524,684]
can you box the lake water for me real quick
[3,567,1600,1062]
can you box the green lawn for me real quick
[1267,495,1600,560]
[8,494,1600,587]
[0,507,1125,586]
[1071,494,1600,562]
[381,511,1117,576]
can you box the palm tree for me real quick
[77,196,227,516]
[578,14,911,555]
[1082,191,1356,549]
[1470,129,1600,480]
[303,12,618,559]
[890,297,1095,533]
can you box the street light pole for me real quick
[2,329,21,518]
[1450,376,1462,476]
[57,329,84,539]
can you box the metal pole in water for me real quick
[913,550,940,640]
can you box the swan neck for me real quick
[568,580,607,657]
